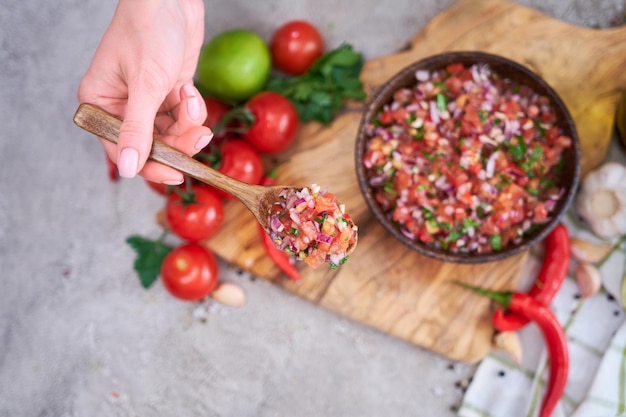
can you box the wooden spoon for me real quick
[73,103,357,256]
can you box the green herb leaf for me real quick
[433,81,448,91]
[489,235,502,251]
[264,44,366,124]
[383,181,397,196]
[330,256,349,270]
[126,235,173,289]
[436,94,448,112]
[462,218,481,230]
[507,137,527,161]
[447,230,461,242]
[529,146,544,163]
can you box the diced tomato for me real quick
[378,110,394,125]
[499,100,520,118]
[394,170,412,190]
[300,221,318,241]
[392,108,409,124]
[418,226,435,244]
[463,105,482,129]
[321,216,337,235]
[446,62,465,74]
[445,75,464,95]
[314,194,338,215]
[304,249,326,268]
[534,202,548,221]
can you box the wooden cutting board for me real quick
[202,0,626,363]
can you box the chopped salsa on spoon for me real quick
[267,184,358,268]
[362,62,572,254]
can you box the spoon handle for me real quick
[73,103,255,202]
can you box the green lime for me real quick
[196,29,271,103]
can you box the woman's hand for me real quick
[78,0,211,184]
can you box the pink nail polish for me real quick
[184,84,202,122]
[163,179,184,185]
[195,134,213,151]
[118,147,139,178]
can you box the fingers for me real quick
[110,82,211,182]
[166,84,209,137]
[116,88,162,178]
[159,124,214,156]
[138,125,214,183]
[138,162,186,185]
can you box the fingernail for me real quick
[184,84,202,122]
[163,178,184,186]
[118,147,139,178]
[195,134,213,151]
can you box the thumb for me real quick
[116,88,163,178]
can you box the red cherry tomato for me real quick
[270,20,324,75]
[203,97,233,141]
[165,185,224,242]
[241,92,299,154]
[205,139,264,199]
[161,243,219,301]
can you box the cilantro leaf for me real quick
[507,137,527,161]
[126,235,173,289]
[489,235,502,251]
[436,93,448,112]
[265,44,366,124]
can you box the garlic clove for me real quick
[575,262,602,298]
[211,282,246,307]
[570,238,612,263]
[493,331,523,366]
[576,162,626,239]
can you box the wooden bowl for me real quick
[355,51,581,264]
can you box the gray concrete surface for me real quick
[1,1,624,416]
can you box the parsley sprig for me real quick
[126,234,173,289]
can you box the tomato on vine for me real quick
[165,185,224,242]
[203,96,233,141]
[241,92,299,154]
[270,20,324,75]
[161,243,219,301]
[200,139,264,199]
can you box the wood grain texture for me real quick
[200,0,626,363]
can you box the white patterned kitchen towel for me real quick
[458,212,626,417]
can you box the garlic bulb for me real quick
[576,162,626,238]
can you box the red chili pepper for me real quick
[492,224,570,332]
[459,283,568,417]
[258,175,300,281]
